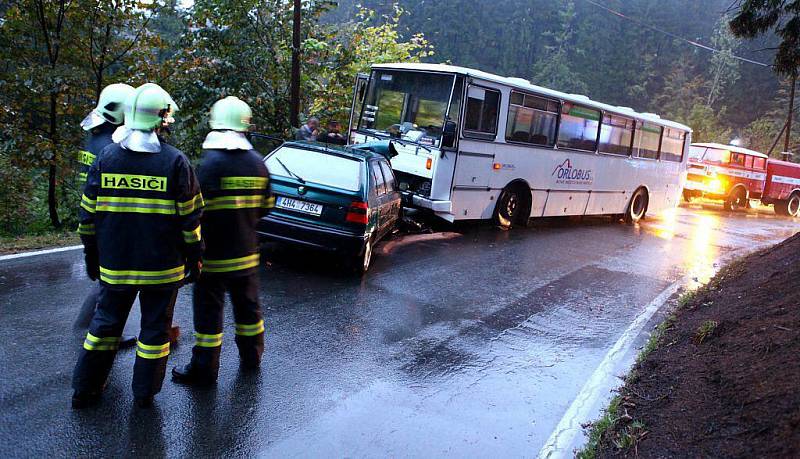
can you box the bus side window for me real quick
[598,114,634,156]
[634,122,661,160]
[660,128,685,162]
[464,85,500,139]
[505,91,558,146]
[557,103,600,151]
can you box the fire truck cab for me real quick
[684,143,767,211]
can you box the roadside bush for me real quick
[0,149,36,235]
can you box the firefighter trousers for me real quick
[72,285,178,399]
[190,273,264,379]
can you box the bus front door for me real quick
[348,73,369,143]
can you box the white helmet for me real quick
[80,83,135,131]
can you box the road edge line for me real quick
[536,277,685,459]
[0,245,83,262]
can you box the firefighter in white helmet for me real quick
[73,83,138,349]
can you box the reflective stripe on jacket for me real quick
[79,142,203,288]
[197,147,271,277]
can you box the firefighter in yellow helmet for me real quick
[172,96,272,385]
[72,83,204,409]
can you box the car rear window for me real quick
[266,147,363,191]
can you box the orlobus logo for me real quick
[551,159,593,185]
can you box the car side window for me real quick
[371,161,386,196]
[379,161,396,192]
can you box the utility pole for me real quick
[784,73,796,154]
[290,0,301,129]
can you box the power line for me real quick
[581,0,772,68]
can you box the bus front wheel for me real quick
[494,183,530,229]
[624,188,648,224]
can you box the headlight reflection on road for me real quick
[684,213,720,288]
[648,207,678,240]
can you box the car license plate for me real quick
[276,196,323,216]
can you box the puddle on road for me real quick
[396,265,669,379]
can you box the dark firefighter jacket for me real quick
[197,147,273,277]
[77,123,116,185]
[79,142,204,288]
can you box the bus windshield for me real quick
[358,70,455,146]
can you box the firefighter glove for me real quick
[85,251,99,281]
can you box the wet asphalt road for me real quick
[0,204,797,458]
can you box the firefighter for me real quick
[172,96,272,386]
[74,83,138,349]
[72,83,204,409]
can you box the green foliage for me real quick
[0,0,178,235]
[576,396,621,459]
[730,0,800,77]
[706,15,741,107]
[637,313,677,364]
[531,1,587,94]
[307,5,433,125]
[684,104,733,144]
[695,320,719,344]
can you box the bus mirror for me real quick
[442,121,457,148]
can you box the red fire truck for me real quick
[762,159,800,217]
[683,142,800,217]
[684,143,768,211]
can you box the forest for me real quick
[0,0,797,237]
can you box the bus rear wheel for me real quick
[494,183,530,229]
[624,188,648,224]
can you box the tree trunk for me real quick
[48,92,61,229]
[289,0,301,128]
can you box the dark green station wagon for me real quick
[257,141,402,273]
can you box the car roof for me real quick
[691,142,768,159]
[279,141,381,161]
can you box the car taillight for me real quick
[346,201,369,224]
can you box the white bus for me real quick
[349,63,692,227]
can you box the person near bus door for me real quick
[172,96,272,385]
[73,83,138,349]
[72,83,204,409]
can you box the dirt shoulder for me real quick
[587,233,800,458]
[0,232,80,255]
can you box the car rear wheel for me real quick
[350,235,373,275]
[624,188,648,224]
[724,187,747,211]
